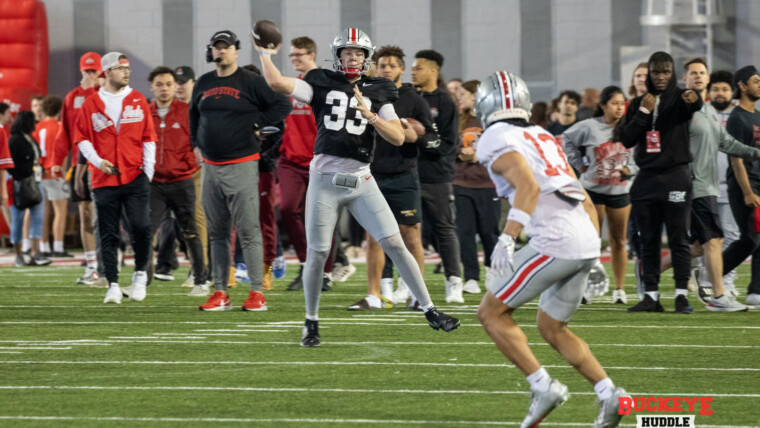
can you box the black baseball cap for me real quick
[210,30,239,48]
[175,66,195,84]
[733,65,759,99]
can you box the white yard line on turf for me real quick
[0,360,758,372]
[0,347,71,350]
[2,321,759,330]
[0,415,754,427]
[1,339,757,349]
[1,385,759,398]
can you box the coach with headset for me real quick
[189,30,291,311]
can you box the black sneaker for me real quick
[287,266,304,291]
[154,265,175,281]
[321,275,333,292]
[51,251,74,258]
[32,254,52,266]
[627,294,664,313]
[424,307,460,332]
[674,295,693,314]
[301,319,320,347]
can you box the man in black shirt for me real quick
[349,45,439,310]
[721,65,760,306]
[258,27,459,346]
[622,51,702,313]
[546,90,580,136]
[190,30,291,312]
[412,49,464,304]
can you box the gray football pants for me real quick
[202,161,262,292]
[303,170,432,315]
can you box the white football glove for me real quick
[491,233,516,276]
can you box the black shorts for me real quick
[690,196,723,244]
[586,189,630,209]
[69,169,92,202]
[375,172,422,226]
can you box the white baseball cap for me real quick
[99,52,129,77]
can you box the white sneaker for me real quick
[188,282,210,297]
[723,282,739,298]
[612,288,627,304]
[745,293,760,306]
[130,271,147,302]
[380,278,394,302]
[592,387,630,428]
[462,279,481,294]
[77,267,99,286]
[332,263,357,283]
[521,379,569,428]
[392,277,410,305]
[445,276,464,303]
[182,273,195,288]
[104,285,122,304]
[706,294,748,312]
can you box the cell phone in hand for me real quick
[111,166,121,176]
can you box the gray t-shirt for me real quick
[716,104,735,203]
[690,103,757,199]
[562,116,637,195]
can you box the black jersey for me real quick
[304,69,398,163]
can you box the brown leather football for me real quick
[401,118,425,136]
[252,20,282,49]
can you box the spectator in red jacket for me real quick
[50,52,103,287]
[75,52,157,305]
[146,66,208,297]
[0,111,14,234]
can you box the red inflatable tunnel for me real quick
[0,0,48,114]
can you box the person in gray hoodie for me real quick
[563,86,636,305]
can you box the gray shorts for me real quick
[41,178,70,201]
[487,245,596,322]
[306,170,399,252]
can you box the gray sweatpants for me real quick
[202,161,262,292]
[488,244,596,322]
[303,170,432,315]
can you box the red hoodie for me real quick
[280,76,317,167]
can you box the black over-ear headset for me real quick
[206,30,241,63]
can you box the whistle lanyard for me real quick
[651,95,661,132]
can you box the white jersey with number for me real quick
[477,122,600,260]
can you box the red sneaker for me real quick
[199,291,231,311]
[242,291,267,311]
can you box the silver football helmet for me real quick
[475,70,532,128]
[586,259,610,300]
[330,28,375,78]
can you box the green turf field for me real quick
[0,263,758,427]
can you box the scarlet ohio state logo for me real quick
[619,396,712,428]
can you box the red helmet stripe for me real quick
[350,28,357,44]
[499,71,512,109]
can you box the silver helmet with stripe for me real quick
[475,70,532,128]
[330,28,375,78]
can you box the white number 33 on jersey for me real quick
[324,90,373,136]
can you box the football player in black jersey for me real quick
[257,27,460,347]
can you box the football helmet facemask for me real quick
[475,70,532,128]
[330,28,375,79]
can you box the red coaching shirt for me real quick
[74,89,157,189]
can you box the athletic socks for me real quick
[594,377,615,400]
[305,314,318,321]
[22,239,31,253]
[675,288,688,297]
[84,251,98,269]
[53,241,64,253]
[380,278,394,302]
[527,367,552,393]
[40,242,51,253]
[645,291,659,301]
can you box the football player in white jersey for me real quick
[475,71,630,428]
